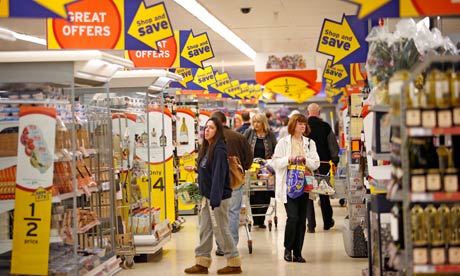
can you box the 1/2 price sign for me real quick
[11,106,56,275]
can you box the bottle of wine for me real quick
[448,205,460,264]
[412,205,429,264]
[179,117,189,145]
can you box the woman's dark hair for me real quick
[197,117,225,167]
[287,114,310,136]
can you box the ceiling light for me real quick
[13,32,46,45]
[0,27,16,42]
[173,0,256,61]
[0,26,46,45]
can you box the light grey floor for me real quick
[119,199,367,275]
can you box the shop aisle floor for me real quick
[118,198,367,275]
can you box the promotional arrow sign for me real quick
[126,1,173,51]
[239,82,250,99]
[323,59,349,87]
[192,66,215,90]
[317,14,361,64]
[174,68,194,88]
[208,72,232,96]
[180,30,214,68]
[225,80,242,99]
[126,30,214,68]
[4,0,79,18]
[343,0,460,19]
[47,0,124,49]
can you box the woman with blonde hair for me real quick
[243,112,277,228]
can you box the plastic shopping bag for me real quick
[286,163,306,199]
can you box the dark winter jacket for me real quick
[307,116,340,175]
[243,128,277,159]
[198,140,232,209]
[236,122,251,134]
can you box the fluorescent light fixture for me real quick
[174,0,256,61]
[0,27,16,42]
[0,26,46,45]
[13,32,46,45]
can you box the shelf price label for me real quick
[11,106,56,275]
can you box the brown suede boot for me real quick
[184,264,209,274]
[217,266,242,274]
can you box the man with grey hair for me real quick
[305,103,339,233]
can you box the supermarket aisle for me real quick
[119,199,366,275]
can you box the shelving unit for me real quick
[391,55,460,276]
[0,50,133,275]
[78,69,182,267]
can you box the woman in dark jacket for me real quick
[243,113,277,228]
[184,117,242,275]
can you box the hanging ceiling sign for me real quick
[192,66,215,90]
[256,70,321,103]
[239,82,250,99]
[125,1,173,51]
[126,30,214,68]
[343,0,460,19]
[180,30,214,68]
[225,80,242,99]
[3,0,79,18]
[316,14,368,65]
[170,66,215,90]
[47,0,124,49]
[323,59,349,87]
[208,72,232,97]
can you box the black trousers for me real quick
[284,193,308,257]
[306,194,334,230]
[250,191,272,226]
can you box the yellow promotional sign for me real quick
[399,0,419,17]
[11,106,56,275]
[317,15,360,64]
[265,77,316,103]
[0,0,9,17]
[346,0,391,19]
[239,82,250,99]
[192,66,216,90]
[139,159,175,222]
[225,80,241,98]
[323,59,348,85]
[175,68,194,87]
[253,84,263,99]
[177,152,196,212]
[180,31,214,68]
[127,1,173,50]
[209,72,232,95]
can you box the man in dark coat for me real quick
[306,103,339,233]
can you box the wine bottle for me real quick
[179,117,189,145]
[412,205,429,264]
[427,204,447,265]
[450,62,460,126]
[448,205,460,264]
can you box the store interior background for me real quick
[1,0,458,85]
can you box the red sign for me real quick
[126,36,177,68]
[411,0,460,16]
[51,0,122,49]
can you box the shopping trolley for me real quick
[311,161,347,207]
[245,159,277,232]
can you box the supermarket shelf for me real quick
[135,231,171,255]
[408,127,460,137]
[85,256,121,276]
[0,200,14,213]
[53,186,99,203]
[368,105,390,113]
[414,264,460,274]
[411,192,460,202]
[0,99,70,105]
[0,156,16,170]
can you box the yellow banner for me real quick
[11,106,56,275]
[11,188,53,275]
[178,152,196,211]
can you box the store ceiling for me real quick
[0,0,460,82]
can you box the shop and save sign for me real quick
[126,30,215,69]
